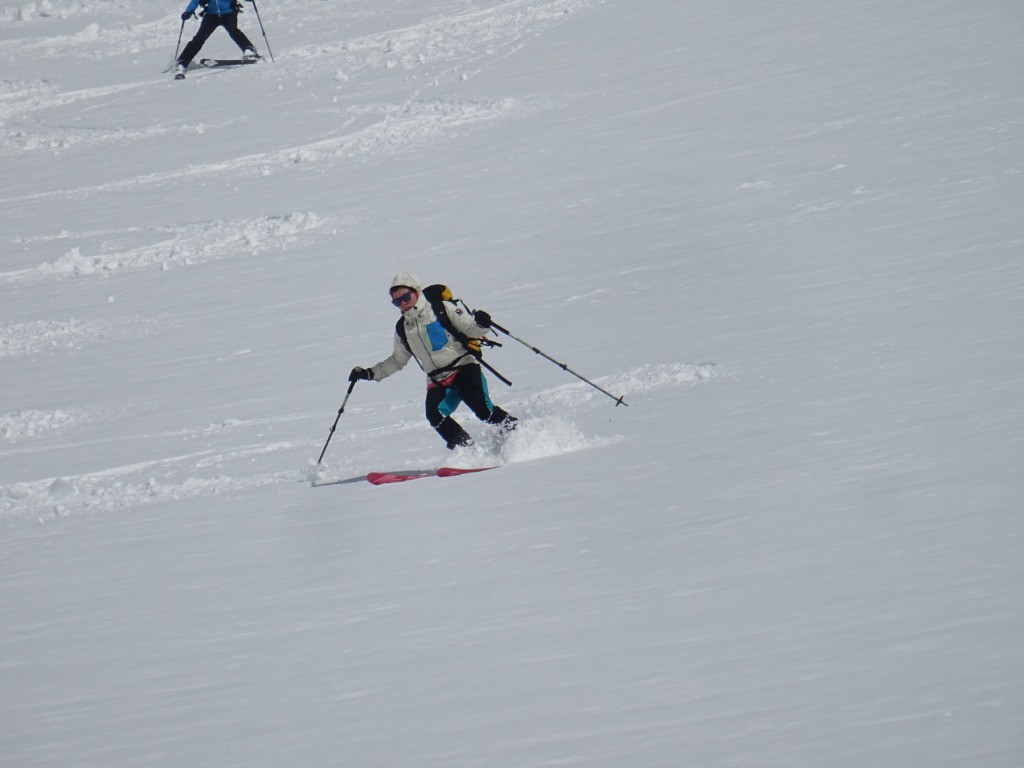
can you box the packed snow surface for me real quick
[2,0,1023,765]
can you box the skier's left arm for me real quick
[446,304,492,339]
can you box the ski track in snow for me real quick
[0,116,216,155]
[1,0,592,61]
[0,362,709,522]
[0,99,533,203]
[0,0,593,195]
[0,79,230,155]
[0,80,141,122]
[290,0,596,70]
[0,212,330,284]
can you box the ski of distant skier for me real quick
[199,57,261,67]
[174,58,260,79]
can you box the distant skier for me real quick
[349,272,518,450]
[175,0,259,77]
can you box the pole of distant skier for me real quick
[247,0,274,62]
[172,16,187,67]
[488,318,628,407]
[317,380,357,465]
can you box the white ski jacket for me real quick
[369,290,489,383]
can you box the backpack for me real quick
[396,284,511,386]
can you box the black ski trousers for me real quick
[178,12,253,67]
[425,364,511,448]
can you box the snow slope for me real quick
[2,0,1023,765]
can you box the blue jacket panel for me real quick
[184,0,241,17]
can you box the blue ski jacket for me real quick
[183,0,243,17]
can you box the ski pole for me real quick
[247,0,274,62]
[317,380,356,465]
[172,17,186,68]
[489,320,628,407]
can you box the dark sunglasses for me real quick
[391,290,414,307]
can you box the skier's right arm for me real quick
[182,0,201,19]
[368,332,413,382]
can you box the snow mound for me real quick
[0,318,105,358]
[0,407,93,441]
[599,362,715,396]
[14,212,328,281]
[524,362,713,411]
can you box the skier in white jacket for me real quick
[349,273,517,449]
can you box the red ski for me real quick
[435,466,495,478]
[366,466,497,485]
[365,470,434,485]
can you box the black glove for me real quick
[181,10,194,20]
[349,366,372,383]
[473,310,492,328]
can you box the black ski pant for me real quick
[178,12,254,67]
[425,364,512,448]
